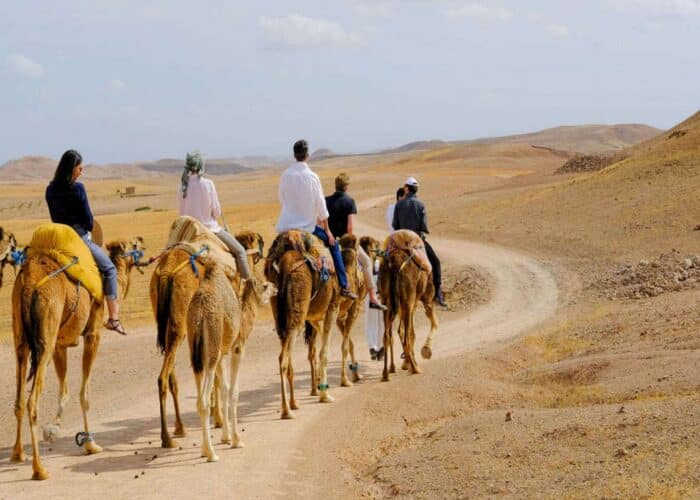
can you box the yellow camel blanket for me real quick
[166,216,238,273]
[26,223,103,302]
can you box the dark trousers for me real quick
[423,239,442,296]
[313,226,349,290]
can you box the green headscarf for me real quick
[181,150,206,199]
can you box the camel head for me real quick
[0,230,20,289]
[241,277,276,306]
[235,230,265,265]
[105,237,146,299]
[359,235,382,258]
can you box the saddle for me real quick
[384,229,432,273]
[265,230,335,280]
[25,223,103,301]
[166,216,238,275]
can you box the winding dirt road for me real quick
[0,217,557,499]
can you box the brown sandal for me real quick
[105,318,128,335]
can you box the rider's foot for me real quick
[105,318,128,335]
[369,348,377,360]
[433,290,448,308]
[369,300,387,311]
[340,288,358,300]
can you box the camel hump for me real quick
[167,216,237,275]
[267,230,335,275]
[384,230,432,273]
[25,223,103,301]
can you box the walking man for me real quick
[276,140,357,299]
[326,172,386,310]
[392,176,447,307]
[385,187,405,233]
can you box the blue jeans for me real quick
[81,233,118,301]
[313,226,348,290]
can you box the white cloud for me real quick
[259,14,365,49]
[351,2,396,18]
[107,79,128,93]
[447,3,514,21]
[547,24,570,37]
[608,0,700,14]
[6,53,44,78]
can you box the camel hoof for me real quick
[352,373,363,383]
[213,422,222,429]
[10,451,26,463]
[206,454,219,463]
[232,438,244,449]
[173,426,187,437]
[410,366,423,375]
[381,373,390,382]
[421,345,432,360]
[401,360,409,371]
[221,438,232,445]
[32,468,50,481]
[310,389,318,397]
[281,411,295,420]
[340,379,353,387]
[290,400,299,410]
[319,393,334,403]
[85,442,103,455]
[42,424,60,442]
[162,438,178,449]
[389,365,396,374]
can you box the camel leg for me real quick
[217,358,231,444]
[339,318,352,387]
[420,295,439,360]
[11,343,29,463]
[169,371,186,436]
[307,327,318,397]
[197,366,218,462]
[40,345,69,443]
[402,304,422,375]
[80,332,103,454]
[287,332,299,410]
[28,349,54,480]
[211,374,224,429]
[279,334,295,420]
[229,341,245,448]
[318,310,335,403]
[349,336,362,383]
[158,333,183,448]
[382,312,392,382]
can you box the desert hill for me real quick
[380,123,659,156]
[309,148,337,161]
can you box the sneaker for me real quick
[369,301,387,311]
[369,348,377,360]
[376,347,385,361]
[340,288,358,300]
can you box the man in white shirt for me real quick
[276,139,356,299]
[179,150,252,280]
[385,187,406,233]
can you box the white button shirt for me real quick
[386,202,396,233]
[276,162,329,233]
[179,174,223,233]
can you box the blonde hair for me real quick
[335,172,350,191]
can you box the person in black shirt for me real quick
[45,150,127,335]
[392,176,447,307]
[326,173,386,310]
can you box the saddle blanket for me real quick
[26,223,103,301]
[166,216,238,273]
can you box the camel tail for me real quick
[190,319,205,375]
[275,275,289,342]
[156,275,174,354]
[24,289,44,381]
[303,321,313,346]
[389,263,400,318]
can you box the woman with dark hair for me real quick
[45,149,127,335]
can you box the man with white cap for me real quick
[392,176,447,307]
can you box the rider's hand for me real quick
[326,230,336,247]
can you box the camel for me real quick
[335,234,370,387]
[378,229,439,382]
[10,232,144,480]
[265,230,341,419]
[150,222,264,448]
[187,259,273,462]
[0,227,19,288]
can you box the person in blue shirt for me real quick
[45,149,127,335]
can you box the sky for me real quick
[1,0,698,164]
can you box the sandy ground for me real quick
[0,218,558,498]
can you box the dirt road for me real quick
[0,220,557,499]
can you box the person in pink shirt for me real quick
[179,151,252,280]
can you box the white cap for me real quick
[405,176,419,187]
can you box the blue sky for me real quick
[2,0,698,163]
